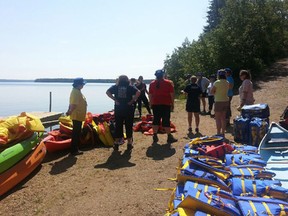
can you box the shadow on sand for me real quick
[187,131,203,139]
[94,150,135,170]
[49,154,78,175]
[146,142,176,160]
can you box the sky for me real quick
[0,0,210,80]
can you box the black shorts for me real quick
[201,92,207,97]
[152,105,171,127]
[186,101,200,113]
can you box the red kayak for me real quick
[43,130,71,153]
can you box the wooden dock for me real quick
[29,111,63,128]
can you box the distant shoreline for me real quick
[0,78,153,84]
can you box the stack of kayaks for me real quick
[0,113,46,196]
[43,115,94,153]
[164,133,288,216]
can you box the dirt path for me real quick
[1,65,288,216]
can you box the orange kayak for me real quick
[0,141,46,196]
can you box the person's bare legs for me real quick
[220,111,226,135]
[201,97,206,112]
[215,111,222,135]
[194,112,200,130]
[152,125,159,142]
[188,112,192,129]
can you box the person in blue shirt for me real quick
[225,68,234,126]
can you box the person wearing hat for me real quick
[225,68,234,126]
[66,77,87,155]
[211,70,230,137]
[181,75,202,133]
[106,75,141,151]
[196,72,210,114]
[149,69,177,144]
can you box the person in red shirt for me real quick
[149,69,177,144]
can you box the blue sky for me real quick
[0,1,209,80]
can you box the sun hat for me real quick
[225,68,232,73]
[154,69,165,77]
[217,69,226,77]
[73,77,86,86]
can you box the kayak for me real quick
[0,112,45,148]
[0,133,40,174]
[0,141,46,196]
[43,130,71,153]
[258,122,288,188]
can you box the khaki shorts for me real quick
[214,101,229,112]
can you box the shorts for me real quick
[152,105,171,127]
[201,92,207,97]
[214,101,229,112]
[186,101,200,113]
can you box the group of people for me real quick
[66,69,177,155]
[182,68,255,137]
[66,68,255,155]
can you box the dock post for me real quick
[49,92,52,112]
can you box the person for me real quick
[66,77,87,155]
[181,75,202,133]
[225,68,234,126]
[238,70,255,111]
[136,76,152,118]
[211,70,230,137]
[207,74,216,117]
[130,78,138,115]
[106,75,140,151]
[196,72,210,114]
[149,69,177,143]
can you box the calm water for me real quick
[0,82,115,117]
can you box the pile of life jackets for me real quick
[163,136,288,216]
[133,114,176,135]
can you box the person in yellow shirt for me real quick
[66,78,87,155]
[211,70,229,137]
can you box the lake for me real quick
[0,82,116,117]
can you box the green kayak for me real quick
[0,133,40,174]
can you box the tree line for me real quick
[164,0,288,92]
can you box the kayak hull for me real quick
[0,141,46,196]
[258,122,288,188]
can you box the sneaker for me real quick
[195,128,199,133]
[153,134,159,143]
[188,127,192,132]
[71,151,83,156]
[113,144,119,151]
[127,144,133,151]
[207,111,211,115]
[167,134,178,143]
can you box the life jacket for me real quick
[187,136,224,147]
[225,153,267,167]
[232,144,258,154]
[237,196,288,216]
[227,165,276,179]
[228,178,287,200]
[181,157,230,181]
[165,208,208,216]
[197,143,234,159]
[171,188,241,216]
